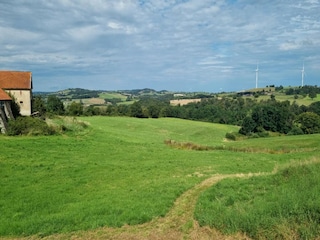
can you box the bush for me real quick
[225,132,236,141]
[257,131,269,138]
[287,126,304,135]
[7,117,55,136]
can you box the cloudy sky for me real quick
[0,0,319,92]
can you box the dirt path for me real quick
[26,172,270,240]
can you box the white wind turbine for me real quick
[255,62,259,89]
[301,62,305,87]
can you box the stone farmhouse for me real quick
[0,71,33,133]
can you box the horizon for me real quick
[32,84,313,95]
[1,1,319,92]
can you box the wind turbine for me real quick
[301,62,305,87]
[255,62,259,89]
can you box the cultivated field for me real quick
[0,117,319,239]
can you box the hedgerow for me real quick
[7,117,55,136]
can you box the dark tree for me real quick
[66,102,83,116]
[46,95,65,115]
[32,96,46,117]
[239,117,256,135]
[295,112,320,134]
[308,101,320,115]
[130,101,146,118]
[309,91,317,100]
[147,104,161,118]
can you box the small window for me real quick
[20,101,23,104]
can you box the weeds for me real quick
[7,116,55,136]
[164,139,211,151]
[164,139,300,154]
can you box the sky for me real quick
[0,0,319,92]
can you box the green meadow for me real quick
[243,93,320,106]
[0,116,319,238]
[195,160,320,239]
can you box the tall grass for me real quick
[195,158,320,239]
[0,116,319,237]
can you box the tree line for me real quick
[32,93,320,136]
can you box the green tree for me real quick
[46,95,65,115]
[243,101,294,134]
[251,105,277,132]
[130,101,146,118]
[147,104,161,118]
[32,96,46,117]
[239,116,256,135]
[270,94,275,100]
[295,112,320,134]
[309,91,317,100]
[105,105,117,116]
[66,102,83,116]
[117,104,130,116]
[308,101,320,115]
[84,106,101,116]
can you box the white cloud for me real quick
[0,0,319,92]
[279,41,301,51]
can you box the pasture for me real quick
[0,116,319,239]
[242,93,320,106]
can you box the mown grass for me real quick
[0,117,319,237]
[195,158,320,239]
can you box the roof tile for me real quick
[0,71,32,89]
[0,88,12,101]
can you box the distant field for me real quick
[0,117,319,238]
[99,92,128,101]
[243,93,319,106]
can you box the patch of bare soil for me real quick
[17,172,272,240]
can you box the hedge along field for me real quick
[1,116,319,237]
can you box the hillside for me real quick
[34,85,320,107]
[1,117,319,239]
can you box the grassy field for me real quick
[0,117,319,238]
[243,93,320,106]
[99,92,128,101]
[195,159,320,239]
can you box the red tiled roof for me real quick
[0,71,32,90]
[0,88,12,101]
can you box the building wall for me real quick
[6,90,32,116]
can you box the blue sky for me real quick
[0,0,319,92]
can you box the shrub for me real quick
[287,126,304,135]
[45,116,89,135]
[257,131,269,138]
[225,132,236,141]
[7,117,55,136]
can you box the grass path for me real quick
[19,172,273,240]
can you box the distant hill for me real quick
[33,85,320,107]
